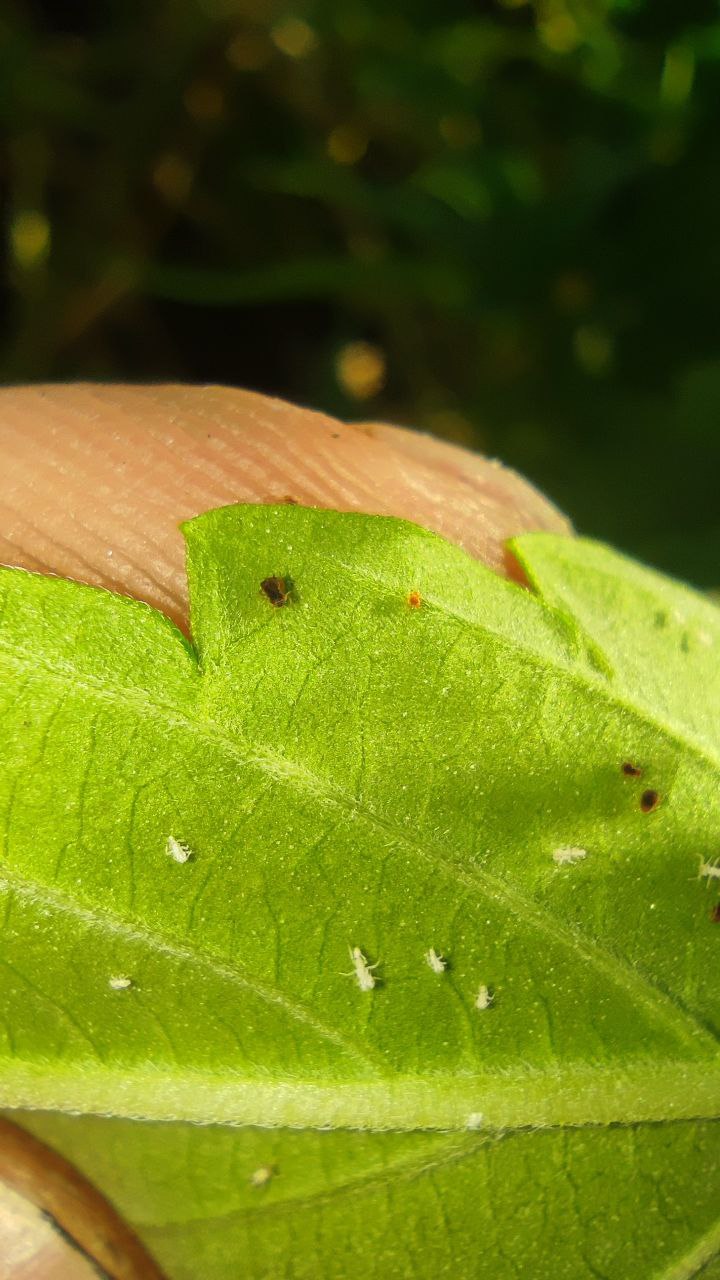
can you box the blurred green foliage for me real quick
[1,0,719,582]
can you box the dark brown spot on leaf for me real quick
[282,495,298,504]
[622,761,643,778]
[640,789,660,813]
[261,577,290,607]
[711,903,720,923]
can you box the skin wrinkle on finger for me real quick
[201,391,379,507]
[179,384,517,523]
[0,479,177,618]
[0,384,570,631]
[194,389,570,548]
[388,460,509,522]
[94,406,330,589]
[73,388,346,541]
[352,420,554,543]
[4,386,496,536]
[2,402,187,610]
[2,384,527,555]
[212,392,567,552]
[357,420,505,487]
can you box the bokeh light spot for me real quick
[10,211,50,270]
[336,342,386,400]
[271,17,317,58]
[327,125,369,166]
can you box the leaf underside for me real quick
[16,1109,720,1280]
[1,505,719,1278]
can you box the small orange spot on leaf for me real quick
[407,591,422,609]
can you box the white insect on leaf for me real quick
[475,984,494,1011]
[466,1112,484,1130]
[552,846,587,866]
[699,861,720,881]
[166,835,193,864]
[346,946,379,992]
[250,1164,276,1188]
[108,975,133,990]
[425,947,447,974]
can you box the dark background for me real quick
[2,0,719,584]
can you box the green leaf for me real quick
[1,505,719,1276]
[0,504,719,1130]
[16,1111,720,1280]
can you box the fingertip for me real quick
[0,384,571,627]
